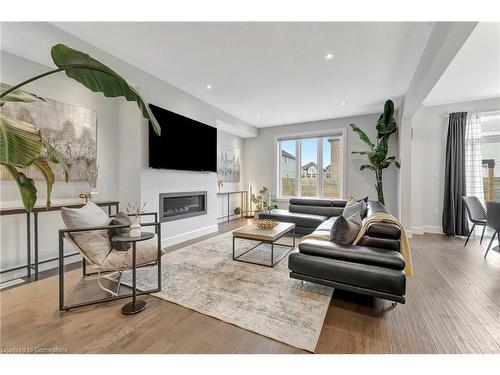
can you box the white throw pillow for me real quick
[61,202,112,265]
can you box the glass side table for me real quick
[112,231,155,315]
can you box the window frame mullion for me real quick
[317,137,323,198]
[296,139,301,197]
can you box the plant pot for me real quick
[129,218,141,237]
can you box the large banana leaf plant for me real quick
[0,44,161,212]
[350,99,400,206]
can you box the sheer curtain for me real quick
[465,112,484,234]
[465,111,484,202]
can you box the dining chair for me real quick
[484,201,500,258]
[462,196,487,246]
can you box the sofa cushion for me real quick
[299,239,405,270]
[289,198,332,207]
[289,252,406,296]
[330,213,362,245]
[289,204,342,217]
[258,209,328,228]
[61,202,111,265]
[367,222,401,240]
[366,201,389,216]
[357,236,400,252]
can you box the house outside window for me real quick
[277,131,344,199]
[480,112,500,201]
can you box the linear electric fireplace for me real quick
[159,191,207,222]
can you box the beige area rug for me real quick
[120,230,333,352]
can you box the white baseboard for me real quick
[161,224,218,248]
[422,225,443,234]
[409,227,424,235]
[408,225,443,237]
[216,213,242,224]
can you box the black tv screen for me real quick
[148,104,217,172]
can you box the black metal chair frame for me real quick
[484,230,500,258]
[59,213,162,311]
[463,197,487,246]
[464,221,487,247]
[484,201,500,258]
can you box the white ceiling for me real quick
[47,23,432,127]
[424,22,500,107]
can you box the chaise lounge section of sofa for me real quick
[258,198,347,235]
[260,198,406,303]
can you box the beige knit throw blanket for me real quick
[299,213,413,277]
[353,213,413,277]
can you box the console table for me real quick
[0,200,119,282]
[217,191,248,222]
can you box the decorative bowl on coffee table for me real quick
[254,218,279,230]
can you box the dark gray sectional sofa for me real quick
[259,198,406,303]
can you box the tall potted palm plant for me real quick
[0,44,161,212]
[350,99,400,206]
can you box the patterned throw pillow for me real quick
[330,213,362,245]
[342,198,364,218]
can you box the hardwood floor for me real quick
[1,219,500,354]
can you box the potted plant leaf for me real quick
[0,44,161,212]
[350,99,400,205]
[251,186,278,217]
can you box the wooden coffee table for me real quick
[232,222,296,267]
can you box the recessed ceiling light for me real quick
[341,101,347,106]
[206,84,212,89]
[256,115,261,119]
[325,53,335,60]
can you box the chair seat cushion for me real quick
[299,239,405,270]
[258,209,328,228]
[101,237,165,271]
[61,202,111,265]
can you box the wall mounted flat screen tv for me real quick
[148,104,217,172]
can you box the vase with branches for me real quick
[350,99,400,206]
[126,202,147,237]
[0,44,161,212]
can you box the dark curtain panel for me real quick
[442,112,469,236]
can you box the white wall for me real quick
[244,113,400,215]
[409,97,500,233]
[0,51,121,274]
[1,23,255,275]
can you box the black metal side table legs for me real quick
[121,242,148,315]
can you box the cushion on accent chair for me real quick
[330,212,362,245]
[61,202,111,265]
[100,238,162,271]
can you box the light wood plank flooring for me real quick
[1,218,500,353]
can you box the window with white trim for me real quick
[277,133,344,199]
